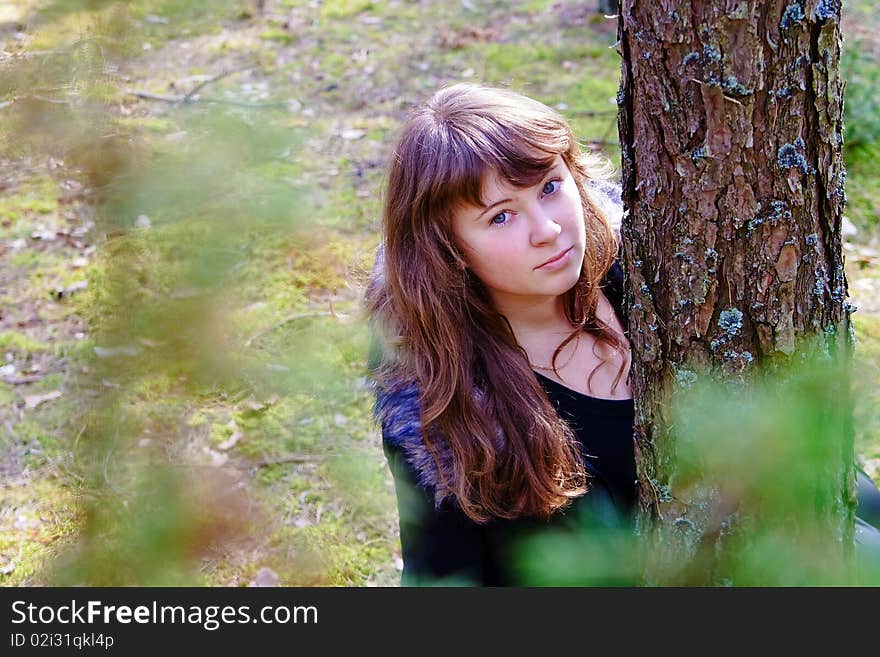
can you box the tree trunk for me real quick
[616,0,856,584]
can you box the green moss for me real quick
[5,250,45,271]
[268,519,392,585]
[260,29,295,45]
[232,395,320,459]
[256,463,289,485]
[320,0,375,20]
[0,176,59,238]
[853,313,880,462]
[133,0,235,43]
[322,451,391,518]
[0,478,80,586]
[116,116,178,134]
[12,386,79,462]
[24,259,91,302]
[844,142,880,232]
[319,51,349,78]
[0,331,52,353]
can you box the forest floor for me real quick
[1,0,879,586]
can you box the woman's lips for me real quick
[535,246,573,270]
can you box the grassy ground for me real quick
[1,0,879,586]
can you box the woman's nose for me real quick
[529,211,562,246]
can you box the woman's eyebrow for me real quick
[476,197,512,219]
[474,166,562,220]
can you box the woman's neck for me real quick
[496,294,570,339]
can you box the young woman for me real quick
[365,83,880,586]
[365,84,637,585]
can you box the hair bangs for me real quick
[484,129,561,190]
[430,134,486,213]
[440,119,569,215]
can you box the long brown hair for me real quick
[366,84,626,523]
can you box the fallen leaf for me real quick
[24,390,62,410]
[203,448,228,467]
[38,533,62,545]
[218,430,243,451]
[248,566,280,587]
[55,280,88,299]
[341,129,366,140]
[30,228,57,241]
[72,222,95,239]
[14,513,39,530]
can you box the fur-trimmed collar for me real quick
[374,381,456,506]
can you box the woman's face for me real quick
[451,156,586,315]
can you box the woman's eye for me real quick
[542,180,560,195]
[490,211,509,225]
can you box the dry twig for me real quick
[125,65,256,106]
[243,311,334,348]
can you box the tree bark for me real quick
[616,0,855,584]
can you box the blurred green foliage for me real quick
[841,42,880,152]
[513,343,879,586]
[0,0,376,585]
[1,0,877,587]
[661,347,857,585]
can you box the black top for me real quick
[382,262,638,586]
[535,373,637,512]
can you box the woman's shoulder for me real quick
[373,379,422,450]
[372,378,452,501]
